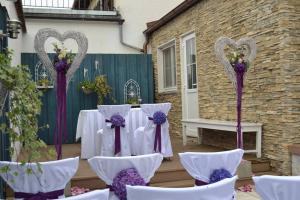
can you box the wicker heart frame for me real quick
[34,28,88,89]
[214,37,257,89]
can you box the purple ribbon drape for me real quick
[235,62,246,149]
[105,119,125,155]
[54,59,69,160]
[148,117,164,153]
[14,189,64,200]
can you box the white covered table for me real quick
[76,108,147,159]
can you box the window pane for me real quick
[192,63,197,88]
[185,36,197,89]
[163,45,176,89]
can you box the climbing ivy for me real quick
[0,50,54,178]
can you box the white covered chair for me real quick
[126,176,237,200]
[98,105,131,156]
[88,153,163,200]
[60,189,109,200]
[253,175,300,200]
[179,149,243,185]
[133,103,173,157]
[0,157,79,199]
[126,107,148,155]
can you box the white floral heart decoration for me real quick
[214,37,257,89]
[34,28,88,89]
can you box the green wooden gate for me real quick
[0,4,9,199]
[21,53,154,144]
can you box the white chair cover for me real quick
[98,105,131,156]
[127,108,148,155]
[88,154,163,200]
[76,110,105,159]
[179,149,244,183]
[126,176,237,200]
[60,189,109,200]
[253,175,300,200]
[0,157,79,199]
[133,103,173,157]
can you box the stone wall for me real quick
[149,0,300,174]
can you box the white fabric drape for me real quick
[179,149,244,183]
[253,175,300,200]
[126,108,148,154]
[59,189,109,200]
[98,105,131,156]
[126,176,237,200]
[76,110,105,158]
[133,103,173,157]
[0,157,79,199]
[88,154,163,200]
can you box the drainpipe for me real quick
[143,34,150,54]
[118,20,144,53]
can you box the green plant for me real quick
[0,50,54,181]
[126,97,139,105]
[79,75,115,104]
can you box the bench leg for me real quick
[256,128,262,158]
[197,128,203,144]
[182,124,187,146]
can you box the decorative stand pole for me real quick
[215,37,256,149]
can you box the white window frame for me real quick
[157,39,177,93]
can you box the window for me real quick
[158,41,177,92]
[185,37,197,89]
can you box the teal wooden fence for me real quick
[0,4,9,199]
[21,53,154,144]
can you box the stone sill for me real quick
[288,144,300,156]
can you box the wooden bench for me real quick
[182,118,262,158]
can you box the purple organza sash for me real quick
[148,117,162,153]
[14,189,64,200]
[54,61,69,160]
[234,62,246,149]
[148,111,167,153]
[106,115,125,155]
[195,179,208,186]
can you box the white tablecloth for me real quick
[76,108,147,159]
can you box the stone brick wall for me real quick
[149,0,300,174]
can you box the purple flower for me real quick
[112,168,146,200]
[234,62,247,73]
[153,111,167,125]
[55,59,69,73]
[209,168,232,184]
[110,114,125,127]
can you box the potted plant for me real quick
[79,75,115,105]
[79,80,94,94]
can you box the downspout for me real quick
[143,34,150,54]
[118,20,144,53]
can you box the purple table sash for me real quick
[14,189,64,200]
[105,119,125,155]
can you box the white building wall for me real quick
[22,0,184,54]
[0,0,23,66]
[22,18,138,54]
[114,0,185,49]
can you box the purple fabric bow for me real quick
[54,59,70,160]
[149,111,167,153]
[106,114,125,155]
[234,62,247,149]
[14,189,64,200]
[110,167,147,200]
[209,168,232,184]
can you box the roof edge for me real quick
[144,0,200,36]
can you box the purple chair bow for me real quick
[14,189,64,200]
[195,168,232,186]
[111,167,147,200]
[106,114,126,155]
[148,111,167,153]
